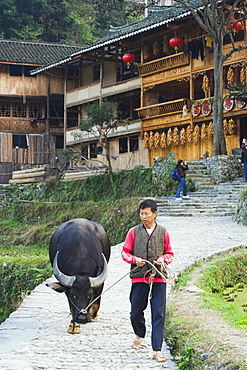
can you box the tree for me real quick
[228,84,247,102]
[174,0,247,155]
[0,0,143,44]
[75,100,119,175]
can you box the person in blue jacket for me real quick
[175,160,189,200]
[241,142,247,181]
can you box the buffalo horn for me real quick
[89,253,108,288]
[53,251,76,287]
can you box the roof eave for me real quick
[31,8,193,75]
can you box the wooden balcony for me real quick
[138,52,190,77]
[136,98,191,119]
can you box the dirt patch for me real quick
[167,263,247,368]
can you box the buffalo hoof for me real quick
[67,322,80,334]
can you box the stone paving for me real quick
[0,215,247,370]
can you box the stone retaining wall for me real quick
[234,191,247,224]
[204,155,243,184]
[153,155,243,184]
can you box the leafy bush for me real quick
[0,256,52,323]
[3,166,195,203]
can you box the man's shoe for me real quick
[183,195,189,199]
[175,197,182,201]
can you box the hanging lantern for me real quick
[169,37,183,53]
[227,19,242,32]
[122,53,136,68]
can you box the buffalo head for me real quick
[47,251,108,324]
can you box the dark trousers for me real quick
[176,177,187,198]
[244,163,247,181]
[130,282,167,351]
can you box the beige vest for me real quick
[130,223,166,279]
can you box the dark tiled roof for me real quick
[0,39,83,65]
[71,1,203,55]
[97,5,190,44]
[33,2,203,73]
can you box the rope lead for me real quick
[82,260,175,313]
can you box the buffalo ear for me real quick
[46,282,66,293]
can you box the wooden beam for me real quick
[119,40,141,49]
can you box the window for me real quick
[129,136,138,152]
[119,137,128,153]
[13,135,28,149]
[68,68,74,76]
[29,103,42,118]
[81,144,88,159]
[13,102,26,117]
[24,66,36,77]
[0,101,10,116]
[55,136,64,149]
[119,136,139,154]
[10,65,22,76]
[90,143,97,159]
[93,64,100,81]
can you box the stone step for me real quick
[156,175,246,217]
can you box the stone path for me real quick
[0,215,247,369]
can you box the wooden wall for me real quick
[0,162,20,184]
[149,133,239,163]
[0,132,52,164]
[0,65,65,96]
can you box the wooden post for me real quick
[46,74,50,162]
[64,71,67,149]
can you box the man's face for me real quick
[139,207,157,228]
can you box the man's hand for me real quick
[136,257,145,267]
[154,257,164,265]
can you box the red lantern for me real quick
[169,37,183,53]
[227,19,242,32]
[122,53,136,68]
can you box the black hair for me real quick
[139,199,157,212]
[176,159,184,168]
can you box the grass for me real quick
[198,249,247,331]
[166,247,247,369]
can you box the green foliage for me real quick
[175,347,196,369]
[200,251,247,295]
[80,100,119,132]
[0,256,52,323]
[175,261,203,288]
[3,167,191,203]
[166,248,247,369]
[0,198,141,248]
[0,0,144,44]
[165,309,205,369]
[198,249,247,330]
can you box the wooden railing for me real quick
[135,98,191,119]
[138,52,190,76]
[49,118,78,128]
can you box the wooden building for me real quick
[31,3,247,172]
[0,39,82,183]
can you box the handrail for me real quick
[136,98,191,118]
[70,148,105,175]
[138,52,190,76]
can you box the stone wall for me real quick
[233,190,247,224]
[153,155,243,184]
[204,155,243,184]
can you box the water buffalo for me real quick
[47,218,110,334]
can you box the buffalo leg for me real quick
[89,303,100,319]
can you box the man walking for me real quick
[121,199,174,362]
